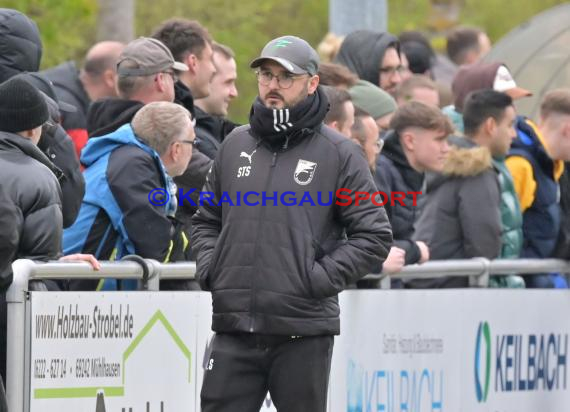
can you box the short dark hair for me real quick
[399,31,435,75]
[396,75,437,102]
[540,89,570,120]
[446,26,484,65]
[390,101,453,135]
[151,18,212,62]
[322,85,352,127]
[463,89,513,136]
[318,62,359,89]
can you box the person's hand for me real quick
[416,241,430,264]
[59,254,101,270]
[382,247,406,274]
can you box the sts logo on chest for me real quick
[237,149,256,178]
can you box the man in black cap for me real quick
[192,35,392,411]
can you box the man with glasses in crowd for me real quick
[63,102,195,291]
[335,30,405,97]
[192,35,392,411]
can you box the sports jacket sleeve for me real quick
[375,158,421,265]
[458,172,502,259]
[107,146,174,261]
[309,141,393,299]
[190,150,222,291]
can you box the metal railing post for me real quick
[145,259,161,291]
[469,258,490,287]
[379,275,391,290]
[6,259,35,412]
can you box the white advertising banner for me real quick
[331,290,460,411]
[30,292,202,411]
[27,289,570,411]
[330,290,570,412]
[461,290,570,412]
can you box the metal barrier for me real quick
[5,257,570,411]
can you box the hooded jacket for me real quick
[507,118,563,260]
[0,131,63,290]
[334,30,399,86]
[375,131,424,264]
[87,98,144,138]
[413,137,501,288]
[0,9,84,228]
[63,124,178,290]
[191,89,392,336]
[0,8,42,82]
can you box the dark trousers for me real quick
[201,333,333,412]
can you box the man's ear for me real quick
[308,74,319,94]
[400,131,414,152]
[185,53,199,75]
[328,120,339,133]
[103,69,116,90]
[484,116,497,136]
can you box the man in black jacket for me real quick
[0,77,62,401]
[376,102,453,270]
[0,8,85,228]
[192,35,392,412]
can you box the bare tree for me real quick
[97,0,135,43]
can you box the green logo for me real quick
[274,39,292,49]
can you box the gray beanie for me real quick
[349,79,397,119]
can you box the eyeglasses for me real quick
[376,138,384,151]
[175,139,196,147]
[255,70,306,89]
[163,71,179,83]
[379,65,405,76]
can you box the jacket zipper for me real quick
[249,138,289,332]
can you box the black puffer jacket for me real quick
[375,131,424,264]
[0,131,63,290]
[42,61,90,133]
[38,99,85,228]
[413,137,501,288]
[0,8,42,82]
[191,123,393,336]
[0,10,83,228]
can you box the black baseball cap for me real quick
[250,35,320,76]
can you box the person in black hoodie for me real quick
[377,102,453,269]
[192,35,392,412]
[0,8,85,228]
[335,30,403,97]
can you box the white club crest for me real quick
[294,159,317,186]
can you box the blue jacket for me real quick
[63,124,177,289]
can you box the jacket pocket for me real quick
[305,240,337,299]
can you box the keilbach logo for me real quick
[474,321,491,402]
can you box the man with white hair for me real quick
[64,102,195,290]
